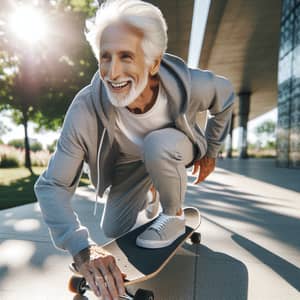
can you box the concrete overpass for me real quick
[151,0,281,120]
[200,0,281,121]
[148,0,299,167]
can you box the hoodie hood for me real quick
[159,53,191,117]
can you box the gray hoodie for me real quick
[34,53,235,256]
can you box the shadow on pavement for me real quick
[0,194,105,295]
[127,243,248,300]
[186,172,300,295]
[186,176,300,252]
[216,158,300,193]
[232,234,300,292]
[194,244,248,300]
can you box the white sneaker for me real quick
[136,213,185,249]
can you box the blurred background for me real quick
[0,0,99,208]
[0,0,299,209]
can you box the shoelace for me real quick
[149,214,174,232]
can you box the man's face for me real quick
[99,23,150,107]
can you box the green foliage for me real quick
[255,120,276,136]
[0,144,50,168]
[30,141,43,152]
[0,153,20,168]
[8,138,24,149]
[266,141,276,149]
[0,144,22,167]
[32,1,98,131]
[0,119,10,137]
[254,120,276,150]
[0,166,88,210]
[47,139,58,153]
[0,0,98,171]
[8,138,43,152]
[0,0,98,131]
[66,0,98,15]
[0,167,41,209]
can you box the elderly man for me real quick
[35,0,234,299]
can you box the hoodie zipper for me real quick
[93,127,107,216]
[183,113,196,142]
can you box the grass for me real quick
[0,167,90,210]
[229,149,276,158]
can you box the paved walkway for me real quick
[0,158,299,299]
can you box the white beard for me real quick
[102,69,149,108]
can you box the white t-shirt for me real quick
[115,84,172,163]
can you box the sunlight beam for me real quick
[9,5,48,45]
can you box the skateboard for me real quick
[68,207,201,299]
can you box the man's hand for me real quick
[73,245,126,300]
[192,156,216,184]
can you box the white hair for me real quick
[85,0,168,65]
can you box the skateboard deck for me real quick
[69,207,201,299]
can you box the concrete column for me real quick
[226,113,235,158]
[187,0,211,68]
[238,93,250,158]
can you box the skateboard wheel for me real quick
[190,232,201,244]
[134,289,154,300]
[68,275,87,295]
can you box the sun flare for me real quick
[9,5,48,45]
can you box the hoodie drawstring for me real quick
[93,128,107,216]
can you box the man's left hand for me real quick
[192,156,216,184]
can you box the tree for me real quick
[8,138,43,152]
[254,120,276,149]
[47,139,58,153]
[8,139,24,149]
[0,0,98,173]
[30,141,43,152]
[0,119,10,138]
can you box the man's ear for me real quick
[150,55,162,76]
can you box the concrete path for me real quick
[0,159,299,299]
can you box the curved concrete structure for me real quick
[152,0,281,122]
[200,0,282,122]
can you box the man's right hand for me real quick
[73,245,126,300]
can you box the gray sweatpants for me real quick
[101,128,196,238]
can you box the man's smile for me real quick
[108,80,131,92]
